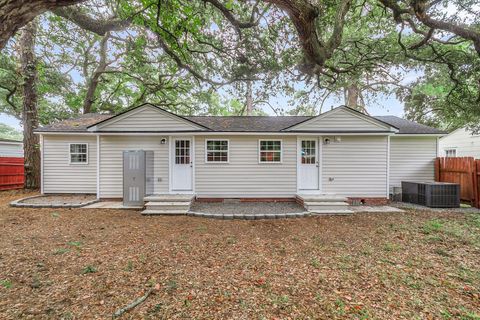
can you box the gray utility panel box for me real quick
[401,181,460,208]
[123,150,154,207]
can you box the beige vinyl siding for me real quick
[99,136,168,198]
[322,136,388,197]
[195,136,297,197]
[43,135,96,193]
[389,136,437,190]
[291,109,387,131]
[0,143,23,157]
[439,127,480,158]
[98,106,202,131]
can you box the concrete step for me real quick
[304,201,350,211]
[188,211,311,220]
[297,194,347,202]
[141,209,188,215]
[145,205,191,211]
[144,201,191,210]
[144,194,195,202]
[309,209,353,215]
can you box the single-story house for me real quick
[438,127,480,158]
[35,104,444,210]
[0,138,23,157]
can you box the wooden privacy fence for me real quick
[434,157,480,208]
[0,157,24,190]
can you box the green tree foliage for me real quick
[0,123,22,140]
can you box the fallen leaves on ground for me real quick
[0,190,479,319]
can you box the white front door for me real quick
[172,138,193,191]
[299,139,319,190]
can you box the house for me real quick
[35,104,444,213]
[438,127,480,158]
[0,138,23,157]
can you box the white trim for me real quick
[205,139,230,163]
[96,135,100,198]
[36,131,397,136]
[258,139,283,163]
[319,136,323,192]
[40,134,44,194]
[88,105,206,131]
[68,143,89,165]
[285,107,397,132]
[168,136,172,193]
[386,135,390,198]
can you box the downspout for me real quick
[386,135,390,199]
[96,134,100,199]
[40,134,44,194]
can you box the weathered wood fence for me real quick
[0,157,24,190]
[434,157,480,208]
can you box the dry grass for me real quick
[0,190,479,319]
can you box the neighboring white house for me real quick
[35,104,445,203]
[438,127,480,158]
[0,138,23,157]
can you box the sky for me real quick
[0,92,405,132]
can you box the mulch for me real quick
[0,190,479,319]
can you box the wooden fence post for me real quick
[434,157,440,182]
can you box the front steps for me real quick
[297,194,353,215]
[141,194,194,215]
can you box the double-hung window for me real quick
[206,140,229,162]
[445,149,456,157]
[69,143,88,164]
[259,140,282,163]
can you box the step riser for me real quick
[142,210,188,215]
[309,210,353,215]
[145,205,191,211]
[144,196,195,202]
[306,205,350,211]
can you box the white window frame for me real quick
[69,143,88,165]
[205,139,229,163]
[445,148,457,157]
[258,139,282,163]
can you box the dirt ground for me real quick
[0,190,479,320]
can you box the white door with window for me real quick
[299,139,320,191]
[172,138,193,191]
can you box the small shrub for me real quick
[434,248,451,257]
[81,265,97,274]
[53,248,69,255]
[67,241,82,247]
[125,261,134,272]
[165,279,178,291]
[1,279,12,288]
[422,219,443,234]
[51,212,60,218]
[310,258,320,268]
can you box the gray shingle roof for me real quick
[36,113,113,132]
[184,116,312,132]
[374,116,445,134]
[36,110,444,135]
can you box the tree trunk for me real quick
[0,0,84,50]
[344,84,359,108]
[83,33,109,114]
[245,80,254,115]
[19,20,40,189]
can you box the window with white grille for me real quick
[69,143,88,164]
[206,140,229,162]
